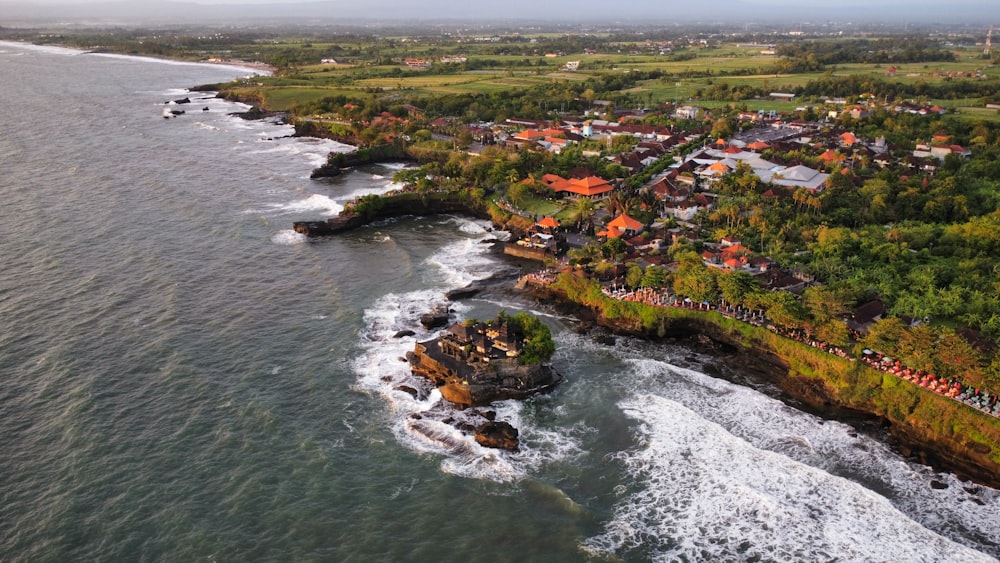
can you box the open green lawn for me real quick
[218,39,1000,116]
[257,87,362,110]
[517,195,565,217]
[951,106,1000,123]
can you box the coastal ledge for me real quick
[521,273,1000,489]
[293,190,533,239]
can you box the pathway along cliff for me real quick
[517,276,1000,489]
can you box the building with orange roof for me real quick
[702,161,732,177]
[597,225,624,239]
[839,132,858,146]
[819,149,846,163]
[536,217,560,229]
[540,173,566,186]
[607,213,643,232]
[514,129,550,141]
[549,175,615,198]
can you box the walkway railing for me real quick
[518,271,1000,419]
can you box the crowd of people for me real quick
[519,270,1000,419]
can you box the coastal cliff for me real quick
[292,190,1000,484]
[293,190,534,240]
[524,273,1000,488]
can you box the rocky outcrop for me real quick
[419,305,452,330]
[474,421,519,451]
[309,142,411,179]
[293,193,495,237]
[502,243,550,262]
[230,105,289,122]
[521,278,1000,488]
[406,340,561,408]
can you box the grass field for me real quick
[228,39,1000,117]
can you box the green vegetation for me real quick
[499,311,555,366]
[548,272,1000,466]
[14,23,1000,469]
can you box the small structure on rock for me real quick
[406,312,561,450]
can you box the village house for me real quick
[541,174,616,199]
[663,194,713,221]
[403,58,431,69]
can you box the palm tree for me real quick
[605,191,629,218]
[639,189,660,215]
[571,197,595,230]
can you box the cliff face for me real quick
[526,280,1000,488]
[293,192,531,240]
[406,339,562,408]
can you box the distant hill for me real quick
[0,0,989,26]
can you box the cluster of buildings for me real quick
[500,108,975,295]
[439,318,524,365]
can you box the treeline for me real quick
[777,38,957,65]
[413,70,676,121]
[795,75,1000,102]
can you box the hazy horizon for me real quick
[0,0,996,27]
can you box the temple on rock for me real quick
[439,317,525,364]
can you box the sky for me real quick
[0,0,996,25]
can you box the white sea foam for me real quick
[571,349,1000,561]
[256,194,343,217]
[626,356,1000,552]
[270,229,308,245]
[352,226,578,482]
[244,135,353,169]
[424,222,505,288]
[377,162,411,171]
[89,51,273,76]
[583,393,996,562]
[340,179,403,201]
[0,41,82,56]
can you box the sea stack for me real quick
[406,312,561,450]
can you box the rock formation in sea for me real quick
[406,314,562,450]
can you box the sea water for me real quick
[0,42,997,562]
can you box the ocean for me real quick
[0,41,997,562]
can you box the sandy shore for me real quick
[200,58,275,75]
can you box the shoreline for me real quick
[0,40,276,76]
[513,274,1000,489]
[293,201,1000,488]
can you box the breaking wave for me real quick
[579,351,1000,561]
[351,221,581,482]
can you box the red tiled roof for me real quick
[819,149,845,163]
[607,214,643,231]
[598,226,623,239]
[514,129,548,140]
[546,175,615,197]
